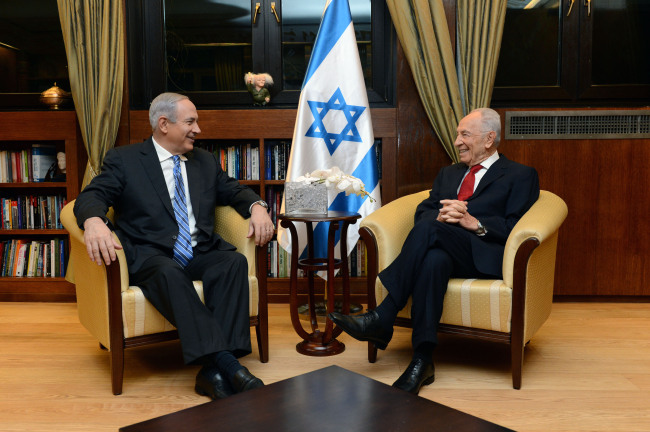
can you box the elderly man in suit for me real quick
[74,92,275,400]
[330,108,540,394]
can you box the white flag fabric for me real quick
[278,0,382,267]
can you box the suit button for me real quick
[172,235,177,240]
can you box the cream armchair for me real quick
[359,190,567,389]
[60,201,269,395]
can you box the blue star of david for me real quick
[305,88,366,155]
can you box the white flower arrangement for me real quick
[294,166,375,202]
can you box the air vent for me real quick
[505,110,650,140]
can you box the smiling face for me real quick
[454,111,496,166]
[156,98,201,155]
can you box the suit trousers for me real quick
[129,247,252,365]
[378,213,500,349]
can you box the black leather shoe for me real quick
[328,310,393,350]
[392,358,435,395]
[230,367,264,393]
[195,366,235,400]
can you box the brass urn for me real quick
[40,83,72,109]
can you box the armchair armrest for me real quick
[60,200,128,350]
[502,190,568,288]
[214,206,257,276]
[360,191,430,273]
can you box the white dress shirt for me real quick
[457,151,500,195]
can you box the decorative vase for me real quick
[40,83,71,110]
[284,182,328,215]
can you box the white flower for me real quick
[294,167,375,202]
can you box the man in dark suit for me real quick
[74,92,275,400]
[330,108,540,394]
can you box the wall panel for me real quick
[498,108,650,296]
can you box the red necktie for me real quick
[457,164,483,201]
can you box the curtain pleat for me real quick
[386,0,463,162]
[57,0,124,187]
[386,0,507,163]
[457,0,507,111]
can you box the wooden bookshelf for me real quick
[0,111,86,302]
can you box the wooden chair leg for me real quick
[110,342,125,395]
[368,342,378,363]
[255,321,269,363]
[511,339,524,390]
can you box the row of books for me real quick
[266,239,367,278]
[264,141,291,181]
[200,142,260,181]
[1,195,67,230]
[199,140,293,182]
[0,145,58,183]
[265,186,283,226]
[0,238,68,278]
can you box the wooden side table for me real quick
[278,211,362,356]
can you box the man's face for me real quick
[161,99,201,155]
[254,75,266,88]
[454,111,495,166]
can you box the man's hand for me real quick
[83,217,122,265]
[438,199,480,231]
[247,203,275,246]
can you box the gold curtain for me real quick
[57,0,124,187]
[456,0,507,112]
[386,0,463,162]
[386,0,508,163]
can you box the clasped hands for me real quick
[437,199,480,232]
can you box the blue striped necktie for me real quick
[171,155,193,267]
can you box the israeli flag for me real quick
[278,0,382,268]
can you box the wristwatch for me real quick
[253,200,269,210]
[475,220,487,237]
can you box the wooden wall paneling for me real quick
[497,108,650,297]
[499,137,599,296]
[128,109,396,143]
[591,138,649,295]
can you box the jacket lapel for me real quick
[139,139,175,218]
[472,154,509,198]
[184,151,201,219]
[447,164,469,198]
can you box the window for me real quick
[492,0,650,106]
[0,1,70,109]
[127,0,394,109]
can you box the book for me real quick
[14,241,28,277]
[32,144,57,182]
[264,146,272,180]
[26,241,38,277]
[251,147,259,180]
[36,242,44,277]
[50,239,57,278]
[42,243,50,277]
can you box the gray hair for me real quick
[149,92,189,131]
[470,108,501,146]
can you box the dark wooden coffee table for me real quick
[120,366,514,432]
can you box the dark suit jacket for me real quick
[74,138,262,274]
[414,154,539,276]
